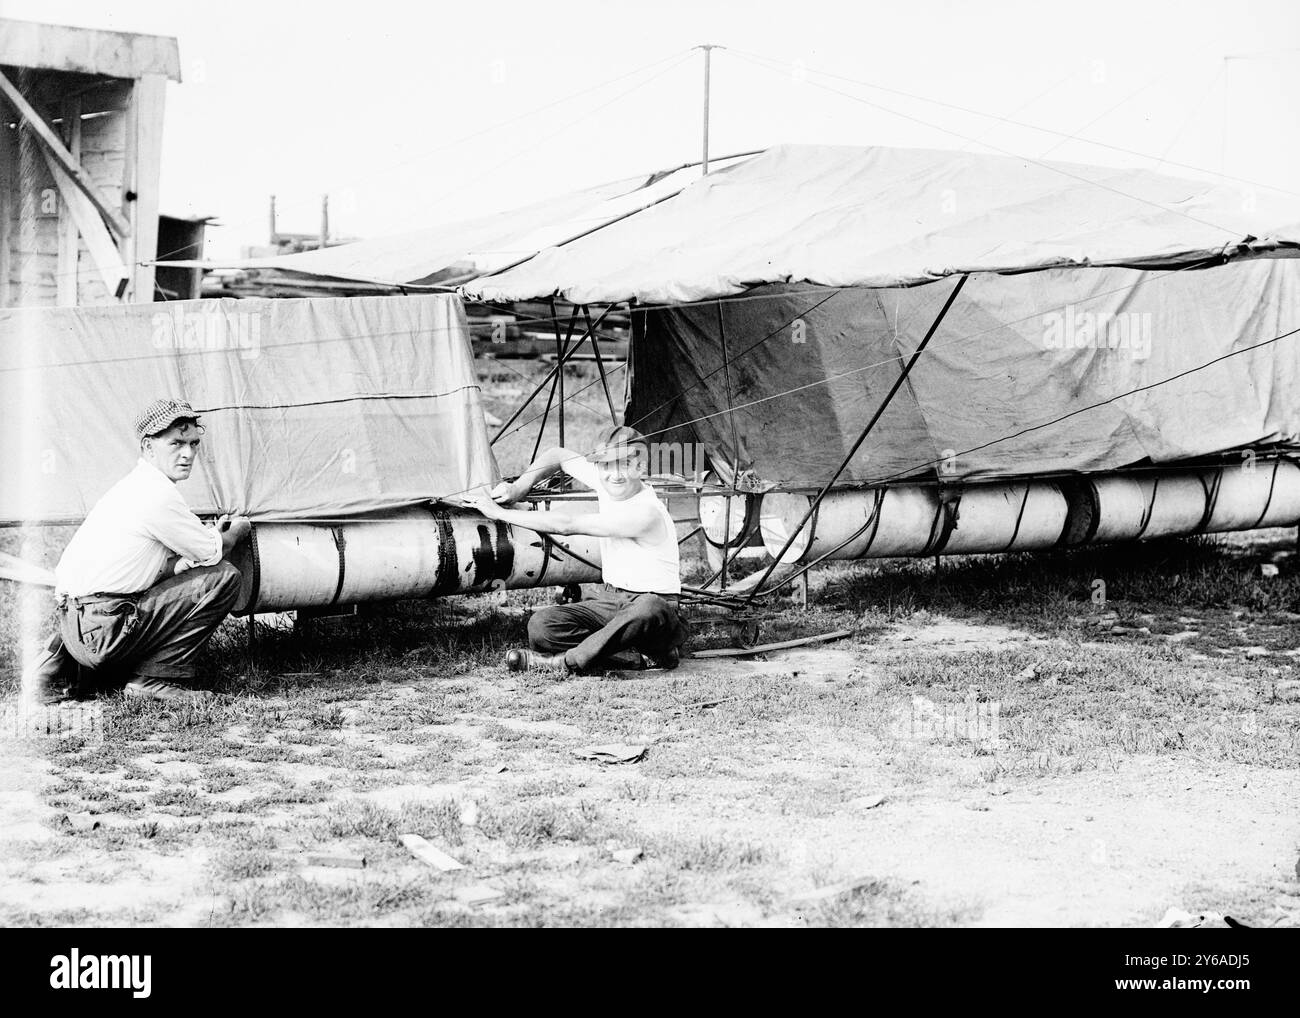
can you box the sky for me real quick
[4,0,1298,258]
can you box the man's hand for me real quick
[461,492,506,520]
[217,515,252,557]
[489,479,527,505]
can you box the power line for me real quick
[731,51,1250,238]
[729,46,1300,199]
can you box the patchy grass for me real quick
[5,520,1300,926]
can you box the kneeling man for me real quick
[472,426,687,676]
[29,398,250,704]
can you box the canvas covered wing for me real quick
[0,294,497,522]
[628,258,1300,487]
[466,144,1300,304]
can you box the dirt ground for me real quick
[3,595,1297,927]
[2,393,1297,925]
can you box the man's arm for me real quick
[491,447,592,502]
[140,494,224,565]
[472,495,660,541]
[143,493,251,573]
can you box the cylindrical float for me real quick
[1068,460,1300,544]
[759,460,1300,564]
[942,481,1069,554]
[232,505,602,614]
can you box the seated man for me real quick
[471,426,687,676]
[27,398,250,705]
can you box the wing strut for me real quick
[741,273,970,605]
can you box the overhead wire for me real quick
[729,50,1250,237]
[728,47,1300,199]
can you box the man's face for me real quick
[598,451,644,502]
[142,421,201,483]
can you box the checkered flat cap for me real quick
[134,398,200,438]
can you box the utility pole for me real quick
[695,44,724,174]
[320,194,329,249]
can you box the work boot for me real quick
[22,636,81,705]
[25,672,77,706]
[124,677,215,705]
[504,649,571,675]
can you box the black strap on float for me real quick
[328,526,347,606]
[926,481,962,555]
[856,487,886,555]
[1193,470,1222,534]
[1135,474,1162,538]
[742,273,970,604]
[923,497,961,555]
[244,526,262,616]
[1249,458,1282,530]
[1004,483,1033,553]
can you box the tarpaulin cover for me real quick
[627,257,1300,487]
[467,144,1300,304]
[153,155,753,287]
[0,294,497,522]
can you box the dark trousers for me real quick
[527,585,687,673]
[38,562,241,691]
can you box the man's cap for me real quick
[587,425,648,464]
[134,398,200,438]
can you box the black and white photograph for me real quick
[0,0,1296,970]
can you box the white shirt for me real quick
[55,459,223,597]
[562,458,680,595]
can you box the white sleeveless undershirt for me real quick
[562,458,681,594]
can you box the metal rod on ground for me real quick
[742,274,970,605]
[691,628,852,658]
[491,305,612,445]
[583,304,619,423]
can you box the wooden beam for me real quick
[0,69,131,241]
[0,120,13,307]
[0,18,181,82]
[40,148,127,298]
[688,629,853,659]
[56,96,81,306]
[127,74,165,302]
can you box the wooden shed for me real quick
[0,17,180,307]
